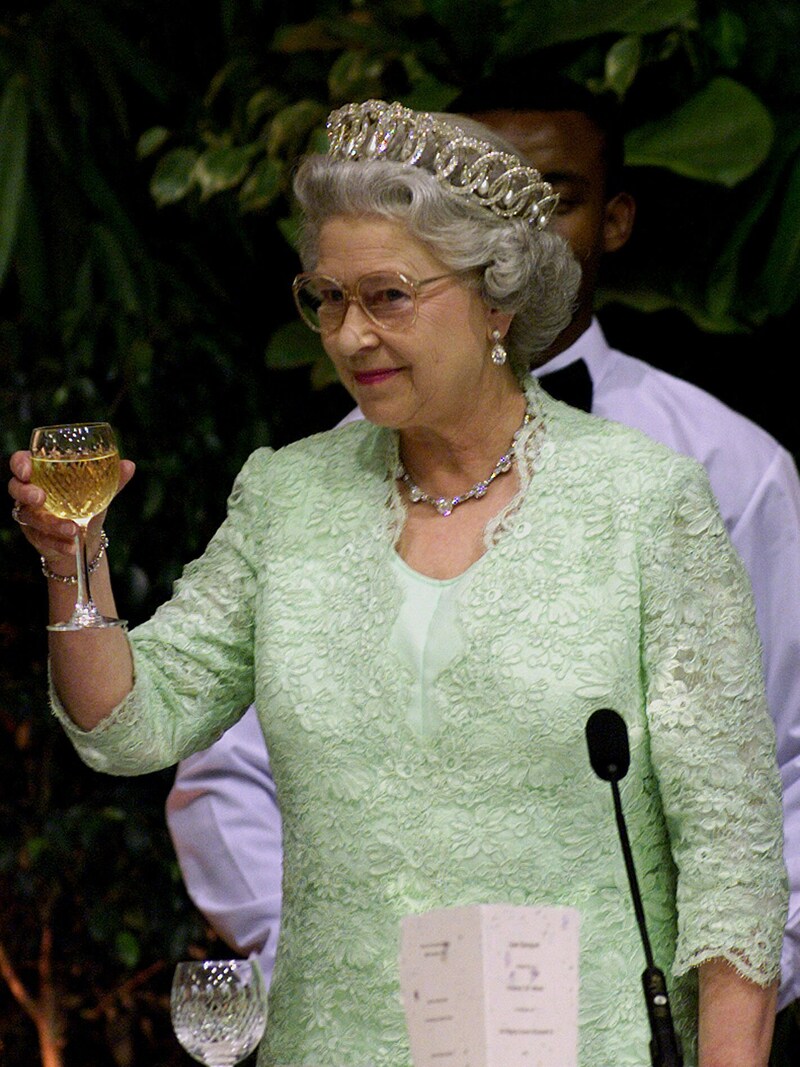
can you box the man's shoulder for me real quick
[571,322,800,527]
[599,345,784,465]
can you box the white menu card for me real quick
[398,904,580,1067]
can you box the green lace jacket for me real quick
[56,381,786,1067]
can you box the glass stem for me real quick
[74,524,93,612]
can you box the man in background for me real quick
[166,74,800,1061]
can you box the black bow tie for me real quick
[538,358,593,413]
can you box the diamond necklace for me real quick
[396,405,533,517]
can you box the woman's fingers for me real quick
[9,451,45,510]
[9,449,64,540]
[11,495,79,556]
[118,459,136,491]
[9,449,32,480]
[10,452,136,560]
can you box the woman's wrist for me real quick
[40,530,109,584]
[698,959,777,1067]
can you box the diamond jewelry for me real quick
[397,406,533,517]
[326,99,559,228]
[40,529,109,585]
[490,329,507,366]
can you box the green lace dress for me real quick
[55,380,786,1067]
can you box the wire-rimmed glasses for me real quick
[292,270,469,334]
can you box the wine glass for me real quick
[29,421,126,631]
[171,959,268,1067]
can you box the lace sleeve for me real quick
[641,458,787,986]
[51,447,274,775]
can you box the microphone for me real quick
[585,709,683,1067]
[586,706,630,781]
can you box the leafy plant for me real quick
[135,0,800,360]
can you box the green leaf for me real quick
[702,10,747,69]
[239,157,284,213]
[61,0,172,104]
[150,147,199,206]
[310,352,340,390]
[328,49,388,104]
[91,223,141,314]
[80,153,145,252]
[423,0,505,68]
[613,0,696,34]
[266,100,329,160]
[271,19,343,53]
[0,73,29,288]
[137,126,171,160]
[754,147,800,319]
[307,126,331,156]
[246,87,289,132]
[99,806,127,822]
[13,181,47,322]
[26,836,49,863]
[604,35,641,99]
[498,0,696,54]
[401,72,461,113]
[195,144,260,200]
[277,213,301,251]
[697,129,800,328]
[115,929,141,968]
[624,77,774,186]
[264,320,326,369]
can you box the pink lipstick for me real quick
[354,369,400,385]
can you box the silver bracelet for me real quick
[40,530,109,585]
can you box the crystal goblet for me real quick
[171,959,267,1067]
[29,421,126,630]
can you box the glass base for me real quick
[47,607,127,632]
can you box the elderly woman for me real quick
[9,101,786,1066]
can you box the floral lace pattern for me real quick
[53,380,786,1067]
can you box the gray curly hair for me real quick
[292,112,581,378]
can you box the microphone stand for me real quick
[609,777,684,1067]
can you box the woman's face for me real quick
[314,216,512,434]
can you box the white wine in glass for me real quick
[29,421,126,631]
[171,959,267,1067]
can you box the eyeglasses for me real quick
[292,270,468,333]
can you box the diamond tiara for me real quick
[325,99,559,228]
